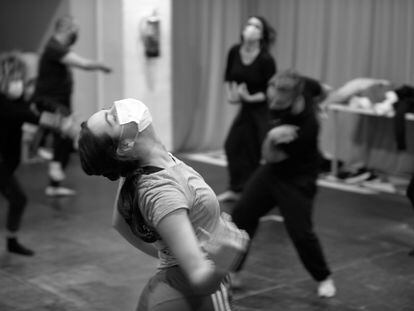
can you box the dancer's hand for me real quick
[99,64,112,74]
[39,111,62,129]
[39,112,80,140]
[267,124,299,145]
[237,83,251,101]
[227,82,240,103]
[60,114,80,139]
[199,213,249,273]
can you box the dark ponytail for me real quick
[78,121,141,181]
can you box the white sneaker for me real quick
[37,148,53,160]
[49,162,66,182]
[317,278,336,298]
[217,190,241,202]
[45,186,76,197]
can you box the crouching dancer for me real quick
[230,70,336,298]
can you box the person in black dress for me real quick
[217,16,277,202]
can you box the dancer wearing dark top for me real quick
[230,70,336,298]
[34,15,111,196]
[217,16,277,202]
[0,52,73,255]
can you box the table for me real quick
[328,104,414,178]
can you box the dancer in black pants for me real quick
[407,176,414,256]
[230,70,336,297]
[34,15,111,196]
[217,16,277,202]
[0,52,74,255]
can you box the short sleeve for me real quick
[139,181,190,228]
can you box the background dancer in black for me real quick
[217,16,277,202]
[0,52,75,256]
[34,15,111,196]
[407,176,414,256]
[230,70,336,297]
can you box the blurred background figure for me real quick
[0,51,74,256]
[217,15,277,202]
[230,70,336,298]
[407,176,414,256]
[33,15,112,197]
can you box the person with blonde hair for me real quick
[34,15,112,196]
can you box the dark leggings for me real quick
[52,133,73,169]
[407,175,414,208]
[224,106,268,192]
[0,164,27,232]
[231,164,331,282]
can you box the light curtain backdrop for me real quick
[172,0,414,174]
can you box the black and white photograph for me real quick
[1,0,414,310]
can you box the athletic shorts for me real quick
[136,266,233,311]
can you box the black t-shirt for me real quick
[267,96,321,176]
[34,37,73,108]
[0,94,39,174]
[224,44,276,107]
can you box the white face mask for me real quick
[114,98,152,132]
[242,25,261,41]
[7,80,24,99]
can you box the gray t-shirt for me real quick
[137,157,221,269]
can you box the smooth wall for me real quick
[122,0,173,150]
[69,0,123,119]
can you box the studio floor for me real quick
[1,154,414,311]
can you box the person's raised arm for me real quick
[62,51,112,73]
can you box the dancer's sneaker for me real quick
[48,161,66,181]
[317,277,336,298]
[7,237,35,256]
[343,168,372,184]
[217,190,241,202]
[37,147,53,160]
[45,186,76,197]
